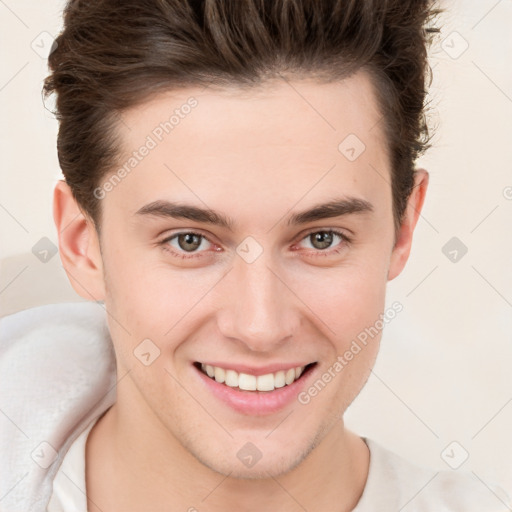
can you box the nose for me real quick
[216,252,300,353]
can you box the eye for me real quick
[297,229,350,254]
[159,228,351,261]
[160,232,215,258]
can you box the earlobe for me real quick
[387,169,429,281]
[53,180,106,300]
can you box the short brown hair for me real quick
[44,0,442,232]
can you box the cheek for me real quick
[101,244,223,347]
[295,266,386,410]
[292,259,388,340]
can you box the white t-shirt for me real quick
[48,425,511,512]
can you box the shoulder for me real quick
[0,303,115,511]
[354,437,511,512]
[0,301,107,342]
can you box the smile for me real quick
[193,361,318,415]
[196,362,316,392]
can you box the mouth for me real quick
[193,361,317,393]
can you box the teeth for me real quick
[239,373,257,391]
[274,370,286,388]
[285,368,295,385]
[200,363,307,391]
[256,373,274,391]
[214,366,225,383]
[225,369,238,387]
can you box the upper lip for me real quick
[197,361,315,376]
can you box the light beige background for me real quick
[1,0,511,498]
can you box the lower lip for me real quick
[194,364,316,416]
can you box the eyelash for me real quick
[159,229,352,260]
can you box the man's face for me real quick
[92,71,406,477]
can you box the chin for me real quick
[199,452,307,480]
[185,431,321,481]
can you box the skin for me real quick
[53,70,428,511]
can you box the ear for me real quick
[388,169,429,281]
[53,180,106,300]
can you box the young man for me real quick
[0,0,510,511]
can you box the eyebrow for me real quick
[134,196,373,230]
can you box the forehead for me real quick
[118,70,386,153]
[106,70,390,219]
